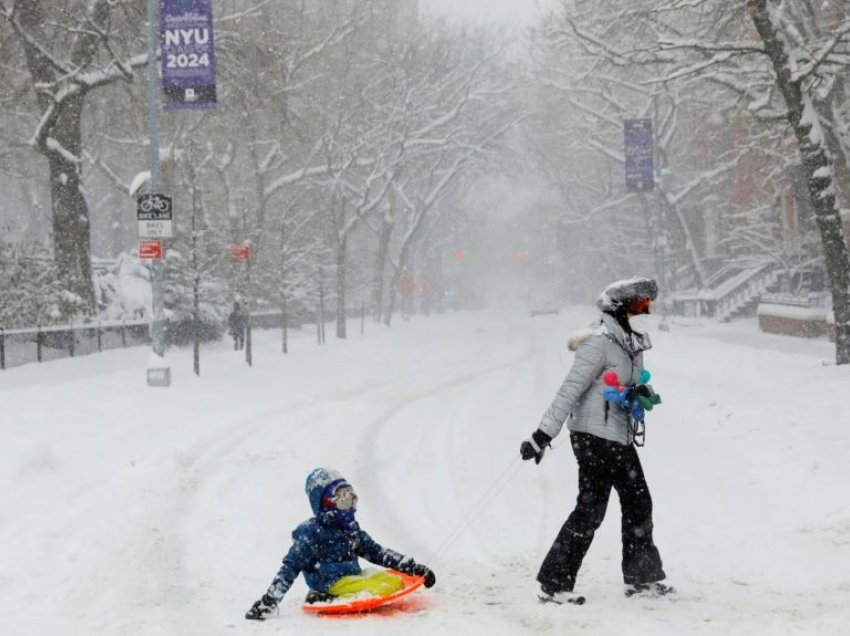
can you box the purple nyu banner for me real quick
[160,0,217,110]
[624,118,654,192]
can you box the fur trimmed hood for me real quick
[568,326,604,351]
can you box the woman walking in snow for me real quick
[519,277,673,604]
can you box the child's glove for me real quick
[399,561,436,588]
[520,429,552,465]
[245,594,278,621]
[413,563,437,588]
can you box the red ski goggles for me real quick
[323,485,358,511]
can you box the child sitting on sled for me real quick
[246,468,436,620]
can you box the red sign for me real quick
[230,244,251,261]
[398,274,415,293]
[139,240,163,260]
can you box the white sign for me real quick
[138,220,173,239]
[137,194,174,239]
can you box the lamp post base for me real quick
[146,366,171,387]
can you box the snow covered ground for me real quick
[1,307,849,635]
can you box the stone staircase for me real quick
[710,264,781,322]
[667,263,781,321]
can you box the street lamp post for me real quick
[145,0,170,387]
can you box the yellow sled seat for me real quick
[328,570,405,599]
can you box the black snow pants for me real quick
[537,431,665,592]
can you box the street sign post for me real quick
[137,193,173,238]
[624,118,655,192]
[144,0,170,387]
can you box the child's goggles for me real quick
[325,485,358,511]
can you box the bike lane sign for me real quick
[137,194,174,238]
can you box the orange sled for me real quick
[301,571,424,615]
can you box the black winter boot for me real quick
[624,581,675,598]
[538,583,586,605]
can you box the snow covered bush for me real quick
[0,242,88,327]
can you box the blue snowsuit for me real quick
[264,468,413,603]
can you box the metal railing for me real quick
[0,310,312,371]
[0,320,151,371]
[0,304,369,371]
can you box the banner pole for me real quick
[146,0,170,386]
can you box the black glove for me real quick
[520,429,552,464]
[245,594,278,621]
[398,560,436,588]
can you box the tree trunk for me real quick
[49,103,96,311]
[401,256,415,320]
[750,0,850,364]
[16,0,107,313]
[280,227,289,355]
[280,292,289,354]
[384,246,413,327]
[191,178,200,376]
[336,236,348,339]
[371,216,393,321]
[817,83,850,207]
[420,236,437,316]
[318,268,326,344]
[383,284,397,327]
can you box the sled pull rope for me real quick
[428,455,523,564]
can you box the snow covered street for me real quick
[1,308,849,635]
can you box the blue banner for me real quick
[160,0,217,110]
[624,118,654,192]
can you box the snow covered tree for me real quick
[1,0,147,313]
[746,0,850,363]
[165,141,228,353]
[525,0,768,296]
[0,241,82,327]
[370,29,520,325]
[531,0,850,362]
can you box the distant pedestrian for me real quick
[228,302,247,350]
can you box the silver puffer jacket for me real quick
[538,312,652,446]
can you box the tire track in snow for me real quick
[352,345,539,565]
